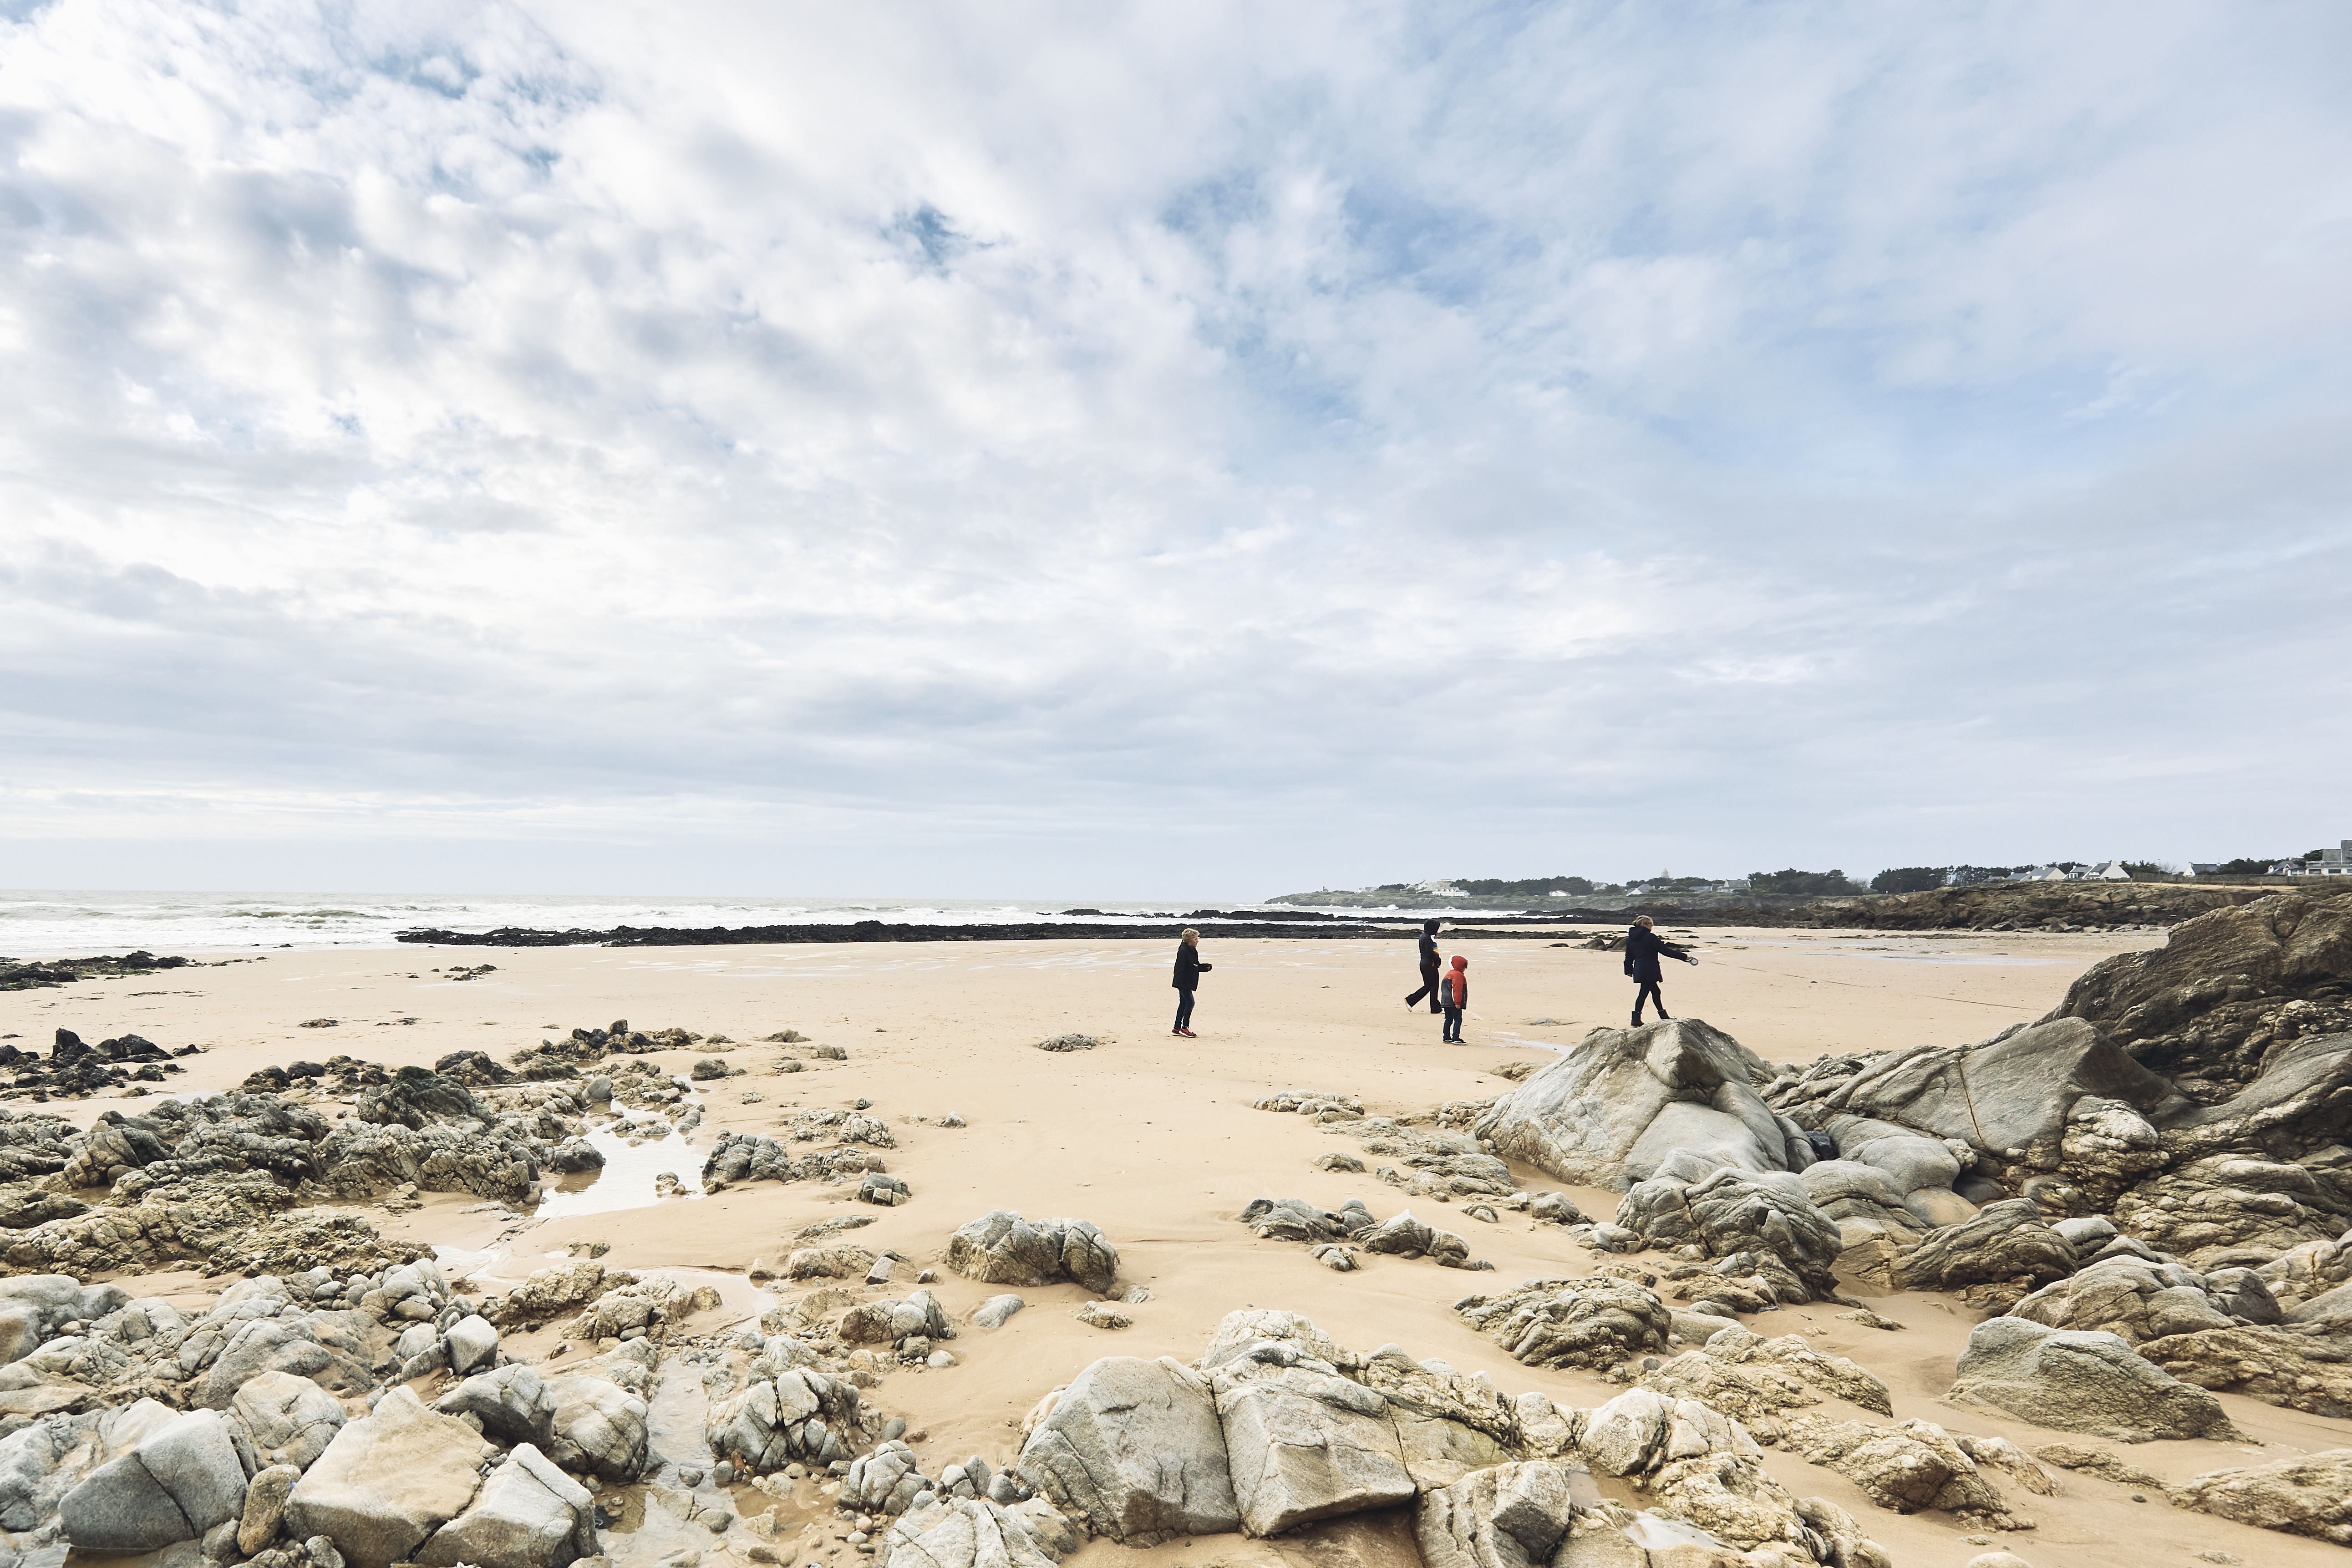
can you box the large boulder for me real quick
[415,1442,597,1568]
[2135,1323,2352,1419]
[59,1409,249,1551]
[355,1067,487,1129]
[945,1212,1118,1294]
[2172,1446,2352,1545]
[2040,893,2352,1090]
[1783,1416,2022,1529]
[1778,1018,2180,1166]
[1945,1316,2238,1441]
[1015,1356,1236,1543]
[2157,1033,2352,1163]
[284,1386,493,1568]
[1473,1020,1785,1189]
[1212,1363,1415,1536]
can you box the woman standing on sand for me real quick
[1625,914,1697,1025]
[1172,928,1212,1037]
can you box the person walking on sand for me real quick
[1440,954,1469,1042]
[1172,928,1212,1037]
[1404,918,1444,1012]
[1625,914,1697,1025]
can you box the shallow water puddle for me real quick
[537,1087,710,1218]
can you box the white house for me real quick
[2287,841,2352,877]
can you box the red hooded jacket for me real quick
[1444,955,1468,1007]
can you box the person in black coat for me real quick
[1624,914,1697,1025]
[1172,927,1211,1036]
[1403,919,1443,1012]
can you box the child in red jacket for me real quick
[1441,954,1468,1042]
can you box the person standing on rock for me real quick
[1625,914,1696,1025]
[1404,918,1444,1012]
[1172,928,1212,1037]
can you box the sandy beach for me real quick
[3,922,2345,1568]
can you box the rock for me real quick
[705,1369,863,1474]
[2031,1441,2163,1487]
[1779,1018,2179,1167]
[944,1212,1118,1294]
[417,1442,598,1568]
[1946,1317,2238,1441]
[880,1496,1065,1568]
[1784,1416,2024,1528]
[228,1369,348,1472]
[61,1409,249,1551]
[545,1374,650,1482]
[354,1067,486,1129]
[972,1295,1025,1330]
[1641,1327,1891,1425]
[501,1260,625,1326]
[1962,1555,2035,1568]
[2039,893,2352,1091]
[446,1314,499,1375]
[1455,1277,1672,1369]
[840,1292,954,1346]
[1315,1153,1365,1173]
[1893,1200,2078,1305]
[1473,1020,1783,1190]
[786,1244,879,1281]
[239,1463,300,1555]
[1074,1303,1131,1330]
[2132,1323,2352,1418]
[1616,1168,1842,1301]
[284,1386,494,1568]
[1414,1460,1584,1568]
[2113,1155,2352,1268]
[1015,1355,1236,1543]
[438,1364,559,1447]
[1034,1035,1099,1052]
[0,1274,131,1364]
[1214,1363,1416,1536]
[2171,1446,2352,1544]
[1239,1197,1355,1243]
[2009,1255,2248,1343]
[859,1173,912,1207]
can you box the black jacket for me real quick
[1173,944,1209,991]
[1623,925,1689,983]
[1417,931,1440,975]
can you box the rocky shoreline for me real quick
[0,895,2347,1567]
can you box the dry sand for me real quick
[5,924,2342,1568]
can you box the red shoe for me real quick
[1179,1027,1198,1037]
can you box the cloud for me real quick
[2,0,2349,895]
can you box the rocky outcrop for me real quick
[1453,1278,1672,1370]
[1635,1326,1890,1441]
[58,1408,249,1551]
[1891,1200,2078,1309]
[2039,892,2352,1091]
[2112,1154,2352,1268]
[1782,1416,2026,1530]
[413,1442,596,1568]
[945,1212,1118,1294]
[1616,1168,1843,1301]
[2172,1446,2352,1545]
[2009,1254,2273,1343]
[1473,1020,1788,1190]
[1945,1316,2237,1441]
[701,1132,890,1189]
[2134,1323,2352,1419]
[881,1496,1068,1568]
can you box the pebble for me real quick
[882,1418,906,1440]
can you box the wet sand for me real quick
[5,924,2343,1568]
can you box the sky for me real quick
[3,0,2349,900]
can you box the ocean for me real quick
[0,890,1269,957]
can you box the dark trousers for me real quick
[1633,980,1665,1020]
[1442,1002,1463,1041]
[1407,964,1442,1011]
[1174,990,1196,1030]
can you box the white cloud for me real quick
[2,0,2348,896]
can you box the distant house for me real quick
[2084,860,2132,881]
[2287,841,2352,877]
[2025,865,2069,882]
